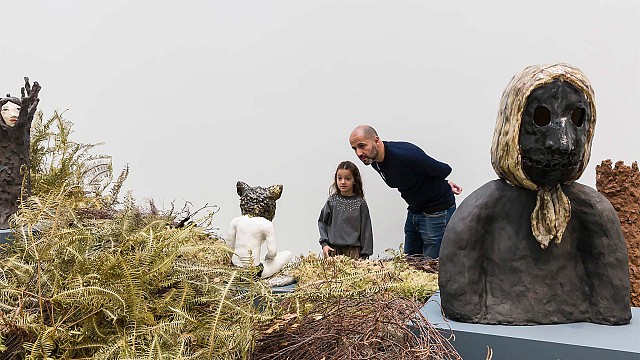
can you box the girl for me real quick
[318,160,373,260]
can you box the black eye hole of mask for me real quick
[533,106,551,126]
[571,108,586,127]
[532,105,587,128]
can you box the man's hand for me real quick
[322,245,335,258]
[448,180,463,195]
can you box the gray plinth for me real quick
[271,283,295,294]
[0,229,12,246]
[422,291,640,360]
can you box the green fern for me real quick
[1,110,446,359]
[286,252,439,315]
[0,112,279,360]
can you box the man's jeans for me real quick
[404,205,456,259]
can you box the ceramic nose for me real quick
[545,116,574,154]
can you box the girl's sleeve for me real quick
[318,200,331,248]
[359,200,374,257]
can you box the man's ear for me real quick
[268,184,283,200]
[236,181,250,196]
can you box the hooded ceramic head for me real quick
[491,63,596,187]
[490,63,596,248]
[236,181,283,221]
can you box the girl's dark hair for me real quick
[330,160,364,197]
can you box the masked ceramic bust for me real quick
[226,181,292,279]
[439,63,631,325]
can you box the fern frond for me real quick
[1,113,275,359]
[108,165,129,206]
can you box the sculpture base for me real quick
[270,282,296,294]
[422,291,640,360]
[265,275,296,288]
[0,229,12,246]
[252,282,296,310]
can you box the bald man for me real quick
[349,125,462,259]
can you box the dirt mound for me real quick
[595,159,640,307]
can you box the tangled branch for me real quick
[253,293,462,360]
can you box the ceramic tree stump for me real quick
[0,78,41,229]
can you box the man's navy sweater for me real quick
[372,141,455,213]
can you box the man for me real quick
[349,125,462,259]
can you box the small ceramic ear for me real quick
[268,184,283,200]
[236,181,250,197]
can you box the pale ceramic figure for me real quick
[226,181,292,279]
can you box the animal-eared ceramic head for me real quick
[236,181,283,221]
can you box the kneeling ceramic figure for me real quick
[226,181,292,279]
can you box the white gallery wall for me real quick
[2,0,638,258]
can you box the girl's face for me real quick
[1,101,20,127]
[336,168,355,196]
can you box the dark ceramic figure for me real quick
[439,64,631,325]
[0,78,41,229]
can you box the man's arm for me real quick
[404,146,452,178]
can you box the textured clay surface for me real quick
[439,179,631,325]
[596,159,640,307]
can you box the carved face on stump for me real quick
[520,80,592,187]
[0,98,21,127]
[236,181,283,221]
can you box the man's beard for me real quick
[360,147,378,165]
[360,156,373,165]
